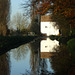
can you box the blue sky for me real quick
[9,0,30,30]
[9,0,27,30]
[11,0,26,17]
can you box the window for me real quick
[45,26,47,28]
[45,46,48,48]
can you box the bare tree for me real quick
[21,0,39,19]
[8,12,29,31]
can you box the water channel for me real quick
[0,37,71,75]
[0,0,74,75]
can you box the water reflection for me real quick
[9,44,31,75]
[7,38,54,75]
[51,44,72,75]
[40,38,59,58]
[0,54,10,75]
[0,37,73,75]
[10,44,29,61]
[29,38,54,75]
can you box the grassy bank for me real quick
[0,36,38,55]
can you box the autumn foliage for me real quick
[32,0,75,28]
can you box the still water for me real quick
[0,37,71,75]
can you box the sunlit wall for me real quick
[40,22,59,36]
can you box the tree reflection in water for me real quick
[28,38,54,75]
[0,39,74,75]
[0,54,10,75]
[9,38,54,75]
[51,44,72,75]
[10,44,29,61]
[9,44,31,75]
[9,38,72,75]
[29,39,40,75]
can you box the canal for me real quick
[0,37,72,75]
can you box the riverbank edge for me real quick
[0,36,38,55]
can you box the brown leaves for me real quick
[33,0,75,28]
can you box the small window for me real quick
[45,26,47,28]
[45,46,47,48]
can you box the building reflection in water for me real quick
[40,38,59,58]
[0,38,59,75]
[29,38,54,75]
[0,38,72,75]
